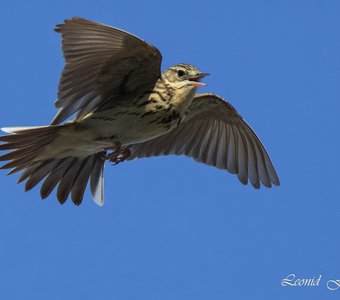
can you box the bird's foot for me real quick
[103,141,131,165]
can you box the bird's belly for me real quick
[86,108,181,145]
[120,128,167,144]
[120,113,179,144]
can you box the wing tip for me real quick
[54,17,95,32]
[54,17,81,32]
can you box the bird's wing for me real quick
[128,93,280,188]
[51,17,162,124]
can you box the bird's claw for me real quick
[103,141,131,165]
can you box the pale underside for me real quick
[0,17,280,207]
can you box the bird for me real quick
[0,17,280,206]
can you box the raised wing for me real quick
[51,17,162,124]
[128,93,280,188]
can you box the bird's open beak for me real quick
[187,73,209,87]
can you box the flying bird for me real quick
[0,17,280,206]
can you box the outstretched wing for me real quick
[52,17,162,124]
[128,93,280,188]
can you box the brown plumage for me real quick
[0,17,279,206]
[128,94,279,188]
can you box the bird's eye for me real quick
[177,70,185,77]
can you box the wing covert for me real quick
[52,17,162,124]
[128,93,280,188]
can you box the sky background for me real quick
[0,0,339,299]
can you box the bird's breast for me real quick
[118,104,183,144]
[86,88,193,145]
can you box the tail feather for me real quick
[40,158,73,200]
[0,126,59,142]
[1,126,50,133]
[90,156,105,206]
[0,139,50,151]
[17,162,41,182]
[0,126,59,169]
[24,160,59,190]
[72,156,96,205]
[0,125,106,206]
[57,158,84,204]
[1,151,41,170]
[0,142,50,161]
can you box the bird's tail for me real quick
[0,125,105,206]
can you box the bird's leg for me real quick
[104,140,131,165]
[114,147,131,164]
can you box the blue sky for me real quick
[0,0,339,299]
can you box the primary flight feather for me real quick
[0,17,279,206]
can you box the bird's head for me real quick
[162,64,209,90]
